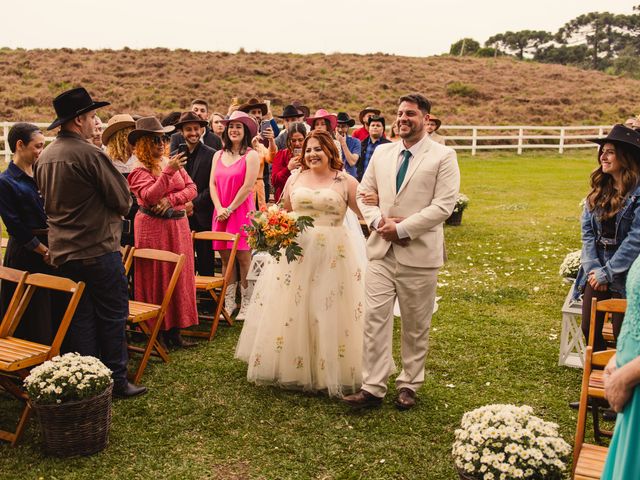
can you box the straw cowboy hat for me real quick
[239,97,268,116]
[174,111,209,129]
[47,87,110,130]
[429,115,442,131]
[336,112,356,127]
[358,106,381,124]
[102,114,135,146]
[127,116,175,145]
[221,110,258,139]
[589,124,640,153]
[306,109,337,131]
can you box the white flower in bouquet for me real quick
[559,250,581,278]
[454,193,470,214]
[24,353,112,405]
[452,404,570,480]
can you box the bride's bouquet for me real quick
[244,205,314,263]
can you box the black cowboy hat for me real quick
[291,100,310,118]
[336,112,356,127]
[174,111,209,129]
[239,97,268,116]
[276,105,305,119]
[47,87,110,130]
[589,124,640,152]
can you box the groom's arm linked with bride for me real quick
[346,93,460,411]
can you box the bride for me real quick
[235,130,365,397]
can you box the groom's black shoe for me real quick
[395,388,417,411]
[343,390,383,409]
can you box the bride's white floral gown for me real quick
[235,174,365,397]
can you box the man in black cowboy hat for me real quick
[172,111,216,280]
[336,112,362,178]
[358,115,391,181]
[275,104,307,151]
[169,99,222,153]
[36,87,147,399]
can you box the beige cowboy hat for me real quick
[429,115,442,131]
[239,97,268,116]
[358,106,381,124]
[127,116,175,145]
[102,114,136,146]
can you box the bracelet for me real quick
[225,207,233,214]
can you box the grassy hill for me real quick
[1,48,639,125]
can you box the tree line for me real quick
[450,5,640,78]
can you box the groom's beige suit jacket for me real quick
[357,137,460,267]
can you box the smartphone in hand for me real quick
[177,143,189,157]
[260,120,271,133]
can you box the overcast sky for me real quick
[1,1,638,56]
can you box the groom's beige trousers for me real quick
[361,248,439,397]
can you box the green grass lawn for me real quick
[0,149,598,479]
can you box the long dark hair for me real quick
[587,142,640,219]
[286,122,307,152]
[222,123,252,154]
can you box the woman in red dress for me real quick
[127,117,198,348]
[271,122,307,203]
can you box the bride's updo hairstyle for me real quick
[300,130,343,171]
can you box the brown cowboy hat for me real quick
[127,116,175,145]
[47,87,110,130]
[292,100,310,118]
[174,111,209,129]
[220,111,258,139]
[429,115,442,130]
[306,109,337,131]
[239,97,268,116]
[102,114,135,146]
[358,106,381,124]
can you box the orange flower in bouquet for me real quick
[244,205,314,262]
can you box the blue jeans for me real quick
[59,252,129,387]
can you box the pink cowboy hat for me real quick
[306,109,337,132]
[221,110,258,138]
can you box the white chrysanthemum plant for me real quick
[24,353,112,405]
[454,193,470,214]
[559,250,581,279]
[452,404,571,480]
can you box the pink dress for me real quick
[128,165,198,330]
[211,150,255,251]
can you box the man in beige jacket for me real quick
[344,93,460,410]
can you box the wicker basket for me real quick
[32,382,113,457]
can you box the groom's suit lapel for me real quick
[388,141,404,197]
[396,136,431,196]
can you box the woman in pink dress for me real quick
[210,111,260,320]
[127,117,199,348]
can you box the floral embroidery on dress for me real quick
[295,286,303,305]
[275,336,284,352]
[325,290,336,310]
[284,273,291,286]
[330,258,337,269]
[253,354,261,367]
[295,356,304,369]
[338,282,345,297]
[315,233,326,247]
[336,244,346,258]
[355,302,363,322]
[338,344,346,358]
[354,268,362,282]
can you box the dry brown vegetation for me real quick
[1,47,639,125]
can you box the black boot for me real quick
[166,328,197,349]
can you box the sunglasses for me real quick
[150,135,165,146]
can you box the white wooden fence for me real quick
[0,122,608,162]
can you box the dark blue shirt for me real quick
[0,161,47,250]
[342,135,362,178]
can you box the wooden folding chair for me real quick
[0,268,85,446]
[184,231,239,341]
[121,244,132,266]
[586,298,625,441]
[572,345,612,479]
[124,248,185,384]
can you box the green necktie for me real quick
[396,149,412,192]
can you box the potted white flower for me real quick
[559,250,581,281]
[446,193,469,226]
[24,352,113,457]
[452,404,571,480]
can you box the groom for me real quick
[344,93,460,410]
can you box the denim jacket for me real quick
[574,184,640,300]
